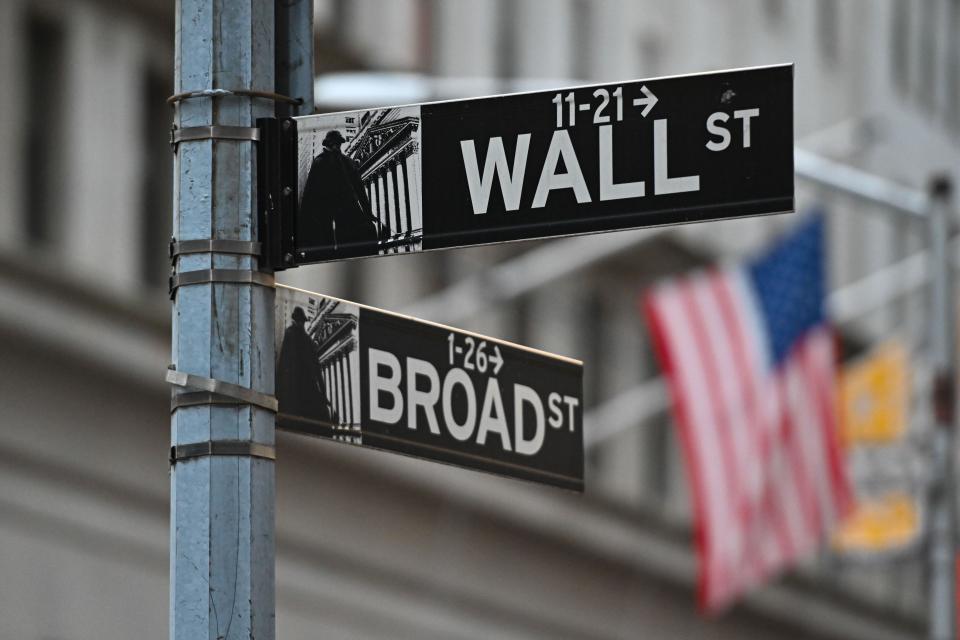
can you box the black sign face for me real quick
[275,285,584,491]
[277,64,792,266]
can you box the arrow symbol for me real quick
[489,345,504,375]
[632,85,658,118]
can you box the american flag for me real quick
[642,215,852,613]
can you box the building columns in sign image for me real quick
[276,291,361,443]
[349,107,423,254]
[297,106,424,259]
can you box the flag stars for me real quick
[748,215,826,366]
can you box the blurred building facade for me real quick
[0,0,958,638]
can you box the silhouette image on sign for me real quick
[297,106,424,261]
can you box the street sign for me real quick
[260,63,793,267]
[275,284,584,491]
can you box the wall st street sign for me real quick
[275,285,584,491]
[259,64,793,268]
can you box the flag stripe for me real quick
[642,291,713,605]
[652,285,738,600]
[768,378,818,559]
[802,330,853,520]
[709,271,789,580]
[722,270,805,566]
[684,276,749,604]
[692,273,771,596]
[781,359,825,548]
[789,337,836,533]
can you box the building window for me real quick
[646,418,672,504]
[764,0,785,23]
[24,12,66,248]
[416,0,434,73]
[570,0,592,81]
[581,287,605,407]
[918,0,936,110]
[950,0,960,129]
[496,0,518,80]
[636,33,662,77]
[343,259,365,301]
[817,0,839,66]
[331,0,350,44]
[890,1,911,93]
[140,68,172,287]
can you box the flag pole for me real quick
[927,175,955,640]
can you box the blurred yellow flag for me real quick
[833,492,920,552]
[838,341,909,447]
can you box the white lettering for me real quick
[548,392,564,428]
[599,125,645,200]
[514,384,546,456]
[406,357,440,434]
[476,377,512,451]
[460,135,531,214]
[532,129,592,208]
[563,395,580,432]
[654,118,700,195]
[368,348,403,424]
[442,367,477,442]
[705,111,731,151]
[733,108,760,148]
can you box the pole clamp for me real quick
[170,440,276,465]
[169,268,275,299]
[171,391,252,412]
[167,88,302,107]
[170,239,262,261]
[170,125,261,149]
[166,369,278,413]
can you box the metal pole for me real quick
[171,1,275,638]
[275,0,315,117]
[927,175,955,640]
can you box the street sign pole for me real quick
[170,1,276,638]
[927,176,956,640]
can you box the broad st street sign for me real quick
[259,64,793,268]
[274,285,584,491]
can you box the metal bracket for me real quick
[169,268,275,299]
[256,117,299,271]
[170,440,276,465]
[166,369,278,413]
[170,239,262,261]
[170,125,261,148]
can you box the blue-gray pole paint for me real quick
[172,1,275,638]
[276,0,314,117]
